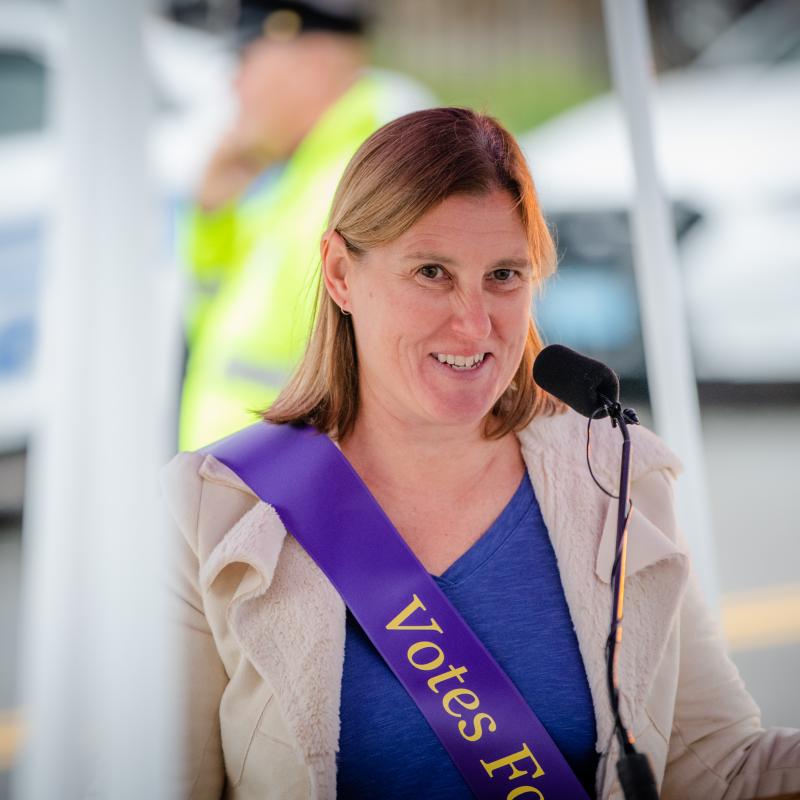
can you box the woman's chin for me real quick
[415,355,503,424]
[419,387,499,429]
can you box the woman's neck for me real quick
[340,406,523,502]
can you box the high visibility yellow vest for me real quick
[179,72,433,450]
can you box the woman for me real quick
[162,108,800,799]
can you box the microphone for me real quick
[532,344,620,419]
[533,344,656,800]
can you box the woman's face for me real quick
[334,189,534,433]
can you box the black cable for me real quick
[586,410,618,499]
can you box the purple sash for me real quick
[205,422,590,799]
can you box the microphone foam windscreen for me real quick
[533,344,620,419]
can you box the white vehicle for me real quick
[523,0,800,384]
[0,2,235,451]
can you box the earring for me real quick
[340,307,351,317]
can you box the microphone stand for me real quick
[600,397,659,800]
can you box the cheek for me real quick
[351,285,426,362]
[238,53,286,105]
[237,75,269,117]
[354,298,413,352]
[502,298,533,355]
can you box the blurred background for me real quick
[0,0,798,796]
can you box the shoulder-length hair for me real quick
[263,107,564,439]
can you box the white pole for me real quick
[15,0,179,797]
[601,0,720,612]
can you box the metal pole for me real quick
[601,0,719,612]
[15,1,179,797]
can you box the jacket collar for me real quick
[198,409,689,794]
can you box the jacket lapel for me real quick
[519,411,689,755]
[197,456,345,798]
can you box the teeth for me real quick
[435,352,486,369]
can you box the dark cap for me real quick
[235,0,367,48]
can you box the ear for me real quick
[321,230,356,313]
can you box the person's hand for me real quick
[196,118,278,213]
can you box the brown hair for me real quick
[264,107,564,439]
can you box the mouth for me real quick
[431,352,490,371]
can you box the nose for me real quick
[232,49,252,95]
[449,290,492,342]
[232,65,244,96]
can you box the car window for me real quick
[696,0,800,67]
[0,49,47,137]
[534,202,702,382]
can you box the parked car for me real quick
[0,1,234,452]
[523,0,800,384]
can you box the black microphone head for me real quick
[533,344,620,419]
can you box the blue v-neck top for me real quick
[336,474,599,798]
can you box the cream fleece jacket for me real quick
[161,409,800,799]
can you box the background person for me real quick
[162,108,800,798]
[178,0,434,450]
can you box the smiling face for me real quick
[325,189,534,435]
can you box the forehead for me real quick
[396,190,528,254]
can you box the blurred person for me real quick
[162,108,800,799]
[178,0,433,450]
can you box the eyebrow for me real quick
[403,252,532,270]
